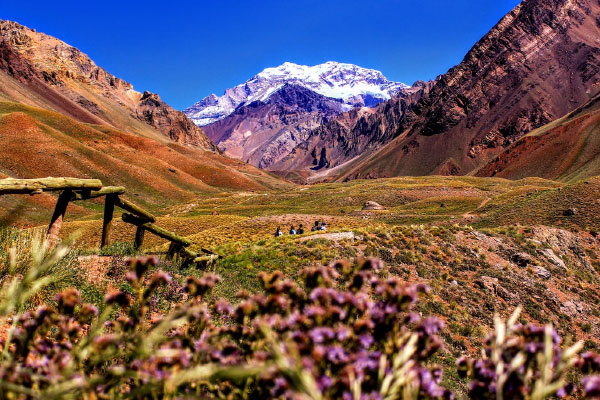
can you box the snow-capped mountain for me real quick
[184,62,409,126]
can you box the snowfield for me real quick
[184,61,409,126]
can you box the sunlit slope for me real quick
[0,101,290,211]
[476,94,600,182]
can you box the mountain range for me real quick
[184,62,411,170]
[1,0,600,202]
[0,19,287,215]
[330,0,600,182]
[185,62,408,126]
[186,0,600,184]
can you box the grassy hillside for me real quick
[9,174,599,397]
[0,101,290,225]
[52,175,599,254]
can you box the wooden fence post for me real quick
[134,226,145,250]
[101,194,117,248]
[47,190,72,247]
[167,242,182,261]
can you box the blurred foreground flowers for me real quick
[0,239,598,399]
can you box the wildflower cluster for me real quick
[457,307,587,399]
[0,246,600,399]
[212,258,452,399]
[0,256,220,398]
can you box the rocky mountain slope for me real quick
[185,61,408,126]
[289,0,600,182]
[0,19,215,149]
[270,81,434,180]
[475,92,600,181]
[202,84,346,168]
[0,19,289,215]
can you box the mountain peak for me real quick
[184,62,408,126]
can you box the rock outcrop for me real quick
[291,0,600,182]
[202,84,345,168]
[0,20,216,150]
[362,201,386,211]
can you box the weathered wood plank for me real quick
[121,213,190,246]
[47,190,72,246]
[72,186,126,201]
[180,246,222,260]
[100,194,117,248]
[0,178,102,195]
[115,197,156,222]
[167,242,182,260]
[134,226,145,250]
[180,247,198,259]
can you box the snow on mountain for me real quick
[184,62,409,126]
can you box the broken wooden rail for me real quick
[0,177,219,268]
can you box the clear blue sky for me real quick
[2,0,521,110]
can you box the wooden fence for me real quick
[0,177,220,267]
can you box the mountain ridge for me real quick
[0,18,290,209]
[184,61,408,126]
[202,83,346,168]
[0,19,216,150]
[291,0,600,183]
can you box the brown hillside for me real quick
[0,101,289,224]
[0,19,290,224]
[476,93,600,181]
[302,0,600,182]
[0,20,215,149]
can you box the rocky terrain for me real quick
[340,0,600,181]
[185,61,408,126]
[476,92,600,181]
[202,84,345,168]
[270,81,434,179]
[0,19,215,149]
[263,0,600,182]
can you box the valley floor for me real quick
[4,175,600,394]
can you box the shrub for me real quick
[0,238,599,399]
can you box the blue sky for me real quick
[2,0,521,110]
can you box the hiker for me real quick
[320,221,327,231]
[290,225,296,235]
[274,226,283,237]
[297,224,304,235]
[311,221,320,231]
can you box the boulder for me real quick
[538,248,566,270]
[362,201,386,211]
[563,208,577,216]
[475,276,498,292]
[497,286,519,303]
[533,266,551,280]
[561,300,583,318]
[511,252,532,267]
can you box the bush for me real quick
[0,237,599,399]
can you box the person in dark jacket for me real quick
[311,221,320,231]
[297,224,304,234]
[274,226,283,237]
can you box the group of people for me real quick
[274,220,327,237]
